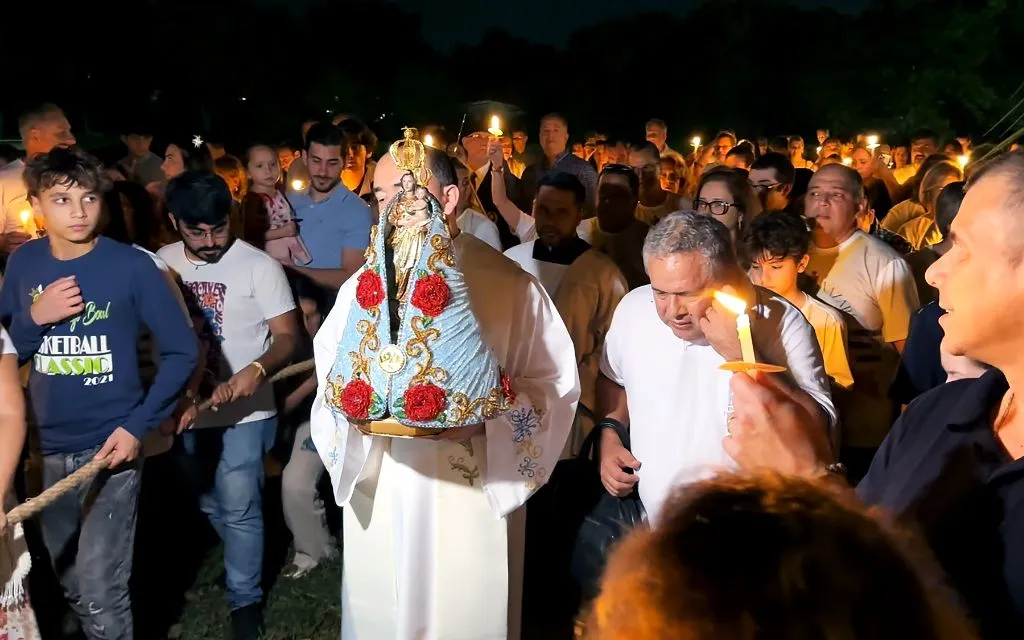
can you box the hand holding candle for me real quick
[711,289,787,374]
[712,290,756,363]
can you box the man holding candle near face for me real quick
[0,103,77,258]
[595,210,835,523]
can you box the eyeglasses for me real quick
[181,224,229,241]
[694,198,735,216]
[749,181,783,193]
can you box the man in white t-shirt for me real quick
[804,164,919,475]
[159,171,300,640]
[597,211,836,524]
[744,211,853,390]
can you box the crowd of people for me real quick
[0,101,1022,640]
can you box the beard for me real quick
[184,237,233,264]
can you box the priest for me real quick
[309,133,580,639]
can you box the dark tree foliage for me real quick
[2,0,1021,148]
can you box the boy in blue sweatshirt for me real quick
[0,147,198,639]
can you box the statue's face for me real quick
[401,173,416,192]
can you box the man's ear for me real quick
[441,184,459,218]
[167,214,178,231]
[781,183,793,198]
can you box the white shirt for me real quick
[159,240,296,427]
[457,208,502,251]
[0,160,28,235]
[601,285,835,524]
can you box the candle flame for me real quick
[842,156,853,166]
[691,136,701,147]
[957,154,969,169]
[423,134,435,148]
[19,209,32,224]
[866,134,879,147]
[713,290,747,315]
[487,115,503,137]
[290,179,306,191]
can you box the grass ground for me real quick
[173,545,342,640]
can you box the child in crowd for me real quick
[0,146,197,638]
[242,143,311,265]
[744,211,854,390]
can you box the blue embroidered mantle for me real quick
[324,188,513,430]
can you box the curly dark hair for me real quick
[23,146,111,198]
[586,472,976,640]
[742,210,811,263]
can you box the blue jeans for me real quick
[180,417,275,610]
[40,445,142,640]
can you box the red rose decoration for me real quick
[356,270,385,310]
[341,379,373,419]
[500,370,516,403]
[410,274,450,317]
[404,384,448,422]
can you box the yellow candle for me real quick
[487,115,503,137]
[691,136,701,149]
[19,209,37,237]
[290,178,306,191]
[713,290,756,363]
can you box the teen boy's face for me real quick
[30,182,102,243]
[750,253,806,295]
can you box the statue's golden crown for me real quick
[389,128,433,186]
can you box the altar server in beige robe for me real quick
[502,171,627,455]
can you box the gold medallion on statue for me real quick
[378,344,406,375]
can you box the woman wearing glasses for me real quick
[694,167,762,260]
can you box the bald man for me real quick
[803,164,919,475]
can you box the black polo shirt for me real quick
[858,369,1024,638]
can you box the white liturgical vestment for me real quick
[310,232,580,640]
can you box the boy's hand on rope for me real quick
[95,427,141,467]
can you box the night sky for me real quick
[393,0,870,49]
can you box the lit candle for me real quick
[487,115,503,137]
[816,145,823,155]
[713,290,756,363]
[957,154,969,170]
[19,209,37,237]
[691,136,701,150]
[866,134,879,150]
[842,156,853,166]
[423,133,435,148]
[290,178,306,191]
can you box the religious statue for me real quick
[323,129,515,437]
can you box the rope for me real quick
[5,358,316,525]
